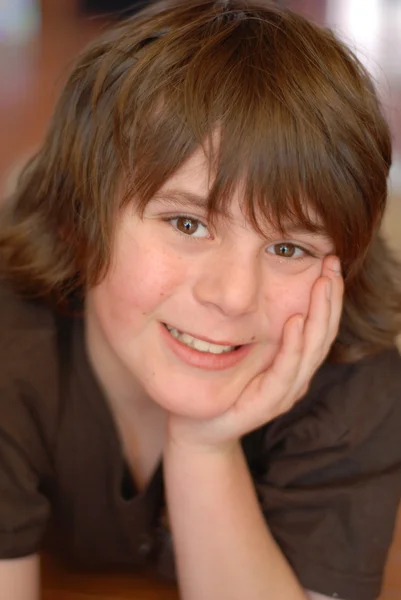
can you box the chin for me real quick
[143,377,235,420]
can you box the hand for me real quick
[166,255,344,452]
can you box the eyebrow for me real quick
[152,188,333,243]
[152,189,211,210]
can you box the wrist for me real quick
[164,424,240,459]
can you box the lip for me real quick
[163,323,241,347]
[160,322,252,371]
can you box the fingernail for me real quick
[298,317,304,333]
[331,257,341,274]
[326,280,332,299]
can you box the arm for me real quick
[0,555,40,600]
[164,439,348,600]
[163,259,344,600]
[164,438,308,600]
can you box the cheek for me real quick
[263,268,319,336]
[97,236,186,325]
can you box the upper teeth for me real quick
[165,325,236,354]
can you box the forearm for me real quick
[163,438,307,600]
[0,555,40,600]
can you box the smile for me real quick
[160,323,251,371]
[164,324,240,354]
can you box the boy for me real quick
[1,1,400,599]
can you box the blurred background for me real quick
[0,1,400,598]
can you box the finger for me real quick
[288,276,331,400]
[303,254,344,358]
[257,314,304,407]
[294,257,343,393]
[322,255,344,344]
[302,274,332,366]
[235,314,304,432]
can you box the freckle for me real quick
[160,292,165,297]
[251,336,255,341]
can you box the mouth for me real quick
[163,323,242,355]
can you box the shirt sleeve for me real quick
[254,350,401,600]
[0,386,52,559]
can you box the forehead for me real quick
[152,145,328,238]
[161,145,213,191]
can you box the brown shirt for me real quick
[0,282,400,600]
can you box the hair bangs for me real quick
[113,4,386,280]
[1,0,399,360]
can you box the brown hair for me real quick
[1,0,400,362]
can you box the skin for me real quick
[86,146,342,439]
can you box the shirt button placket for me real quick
[138,532,154,558]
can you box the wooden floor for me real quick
[40,512,401,599]
[1,1,401,598]
[41,552,180,599]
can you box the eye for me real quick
[169,216,210,239]
[266,242,308,259]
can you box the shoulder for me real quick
[0,281,57,362]
[317,348,401,444]
[253,351,401,600]
[254,347,401,483]
[298,347,401,442]
[0,282,64,458]
[0,284,60,558]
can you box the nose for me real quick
[193,248,260,317]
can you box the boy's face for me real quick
[86,148,335,419]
